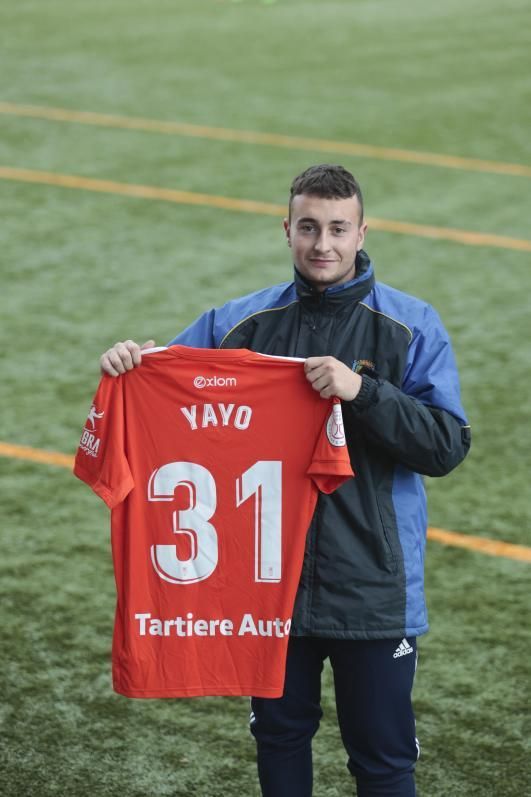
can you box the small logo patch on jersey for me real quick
[80,405,104,457]
[326,404,346,447]
[193,375,237,389]
[86,404,104,429]
[351,359,375,374]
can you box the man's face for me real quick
[284,194,367,291]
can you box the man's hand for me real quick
[304,356,362,400]
[100,339,155,377]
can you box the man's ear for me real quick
[283,218,291,247]
[357,222,368,252]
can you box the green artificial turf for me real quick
[1,1,530,794]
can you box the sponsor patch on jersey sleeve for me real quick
[73,375,134,508]
[307,400,353,493]
[326,402,347,447]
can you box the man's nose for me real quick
[314,231,331,253]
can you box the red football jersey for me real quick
[74,346,353,698]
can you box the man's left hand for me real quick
[304,356,362,400]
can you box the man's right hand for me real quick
[100,339,156,377]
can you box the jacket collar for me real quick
[294,249,375,308]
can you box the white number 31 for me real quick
[147,461,282,585]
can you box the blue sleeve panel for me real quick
[358,282,471,636]
[364,282,469,426]
[167,281,297,348]
[392,465,429,636]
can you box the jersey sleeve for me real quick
[307,399,354,493]
[73,375,134,509]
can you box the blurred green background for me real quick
[1,1,530,795]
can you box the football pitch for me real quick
[1,0,530,794]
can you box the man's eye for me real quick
[334,227,346,234]
[300,224,315,232]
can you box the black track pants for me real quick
[249,635,419,797]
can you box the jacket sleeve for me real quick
[347,305,471,477]
[167,309,217,347]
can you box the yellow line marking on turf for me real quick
[1,441,530,563]
[1,101,530,178]
[1,166,531,253]
[0,441,74,469]
[366,217,531,252]
[428,527,531,563]
[0,166,284,216]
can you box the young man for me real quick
[100,164,470,797]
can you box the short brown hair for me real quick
[289,164,364,221]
